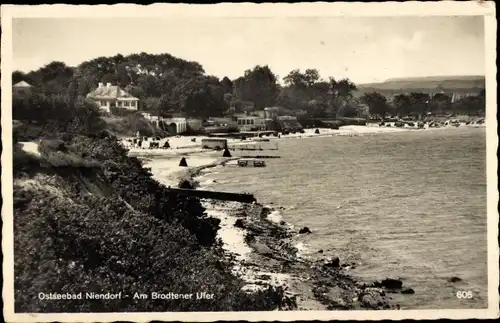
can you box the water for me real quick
[199,127,488,309]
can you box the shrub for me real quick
[13,126,291,312]
[104,112,168,137]
[13,92,105,140]
[109,106,141,117]
[178,176,200,189]
[14,185,287,312]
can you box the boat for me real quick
[237,158,266,167]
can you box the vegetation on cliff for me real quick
[12,90,292,312]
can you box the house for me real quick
[13,80,34,94]
[235,115,266,131]
[86,82,139,112]
[277,115,303,131]
[209,117,238,128]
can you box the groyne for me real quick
[240,155,281,159]
[167,187,257,203]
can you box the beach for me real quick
[129,124,485,310]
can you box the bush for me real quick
[14,185,286,312]
[13,92,105,140]
[178,176,200,189]
[104,112,168,137]
[109,106,138,117]
[13,122,292,312]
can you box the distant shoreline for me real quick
[128,122,486,159]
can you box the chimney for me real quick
[98,82,103,88]
[106,82,112,87]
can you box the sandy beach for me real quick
[128,122,485,156]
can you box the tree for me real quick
[114,63,131,88]
[327,77,357,117]
[361,92,389,118]
[12,70,26,84]
[452,93,485,115]
[429,93,451,115]
[281,69,327,112]
[409,92,430,119]
[101,73,117,84]
[304,69,320,87]
[169,75,227,118]
[334,78,357,100]
[393,94,411,117]
[21,61,75,95]
[137,74,162,97]
[220,76,233,94]
[280,70,359,118]
[233,65,279,109]
[336,104,359,118]
[283,69,307,88]
[66,78,80,106]
[126,85,146,102]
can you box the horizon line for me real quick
[12,59,487,86]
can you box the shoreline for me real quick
[131,127,441,310]
[127,123,486,154]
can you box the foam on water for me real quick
[294,241,309,257]
[203,205,252,261]
[266,209,283,224]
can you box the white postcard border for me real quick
[1,2,498,322]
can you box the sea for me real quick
[198,127,488,309]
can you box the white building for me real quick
[86,82,139,112]
[236,115,266,131]
[141,112,160,122]
[164,117,187,134]
[13,80,34,94]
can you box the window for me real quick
[124,101,129,107]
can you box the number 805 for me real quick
[456,291,473,299]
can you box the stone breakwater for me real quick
[201,199,415,310]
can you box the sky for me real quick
[12,16,485,84]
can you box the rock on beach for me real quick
[298,227,312,234]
